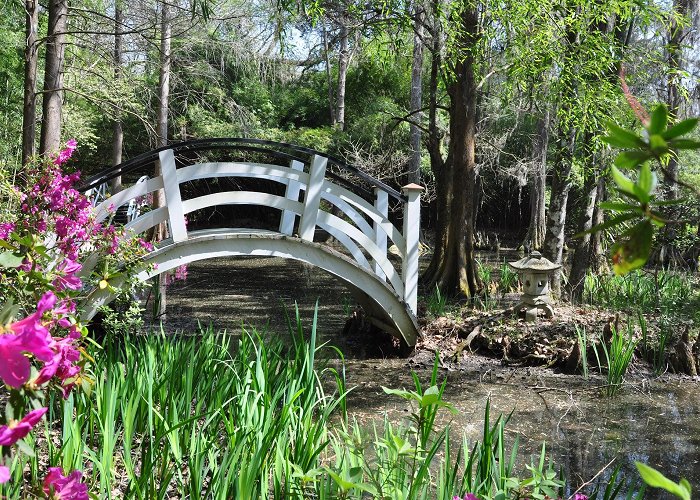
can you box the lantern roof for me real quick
[509,251,561,272]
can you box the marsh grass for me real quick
[593,323,638,396]
[1,308,649,498]
[583,269,696,316]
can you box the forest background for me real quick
[0,0,699,300]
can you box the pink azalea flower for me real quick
[0,222,14,240]
[0,292,56,387]
[0,407,47,446]
[0,465,10,484]
[52,258,83,292]
[34,330,82,395]
[42,467,88,500]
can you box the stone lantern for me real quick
[508,251,561,321]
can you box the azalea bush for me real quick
[0,140,151,497]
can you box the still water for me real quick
[161,257,700,495]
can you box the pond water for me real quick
[157,256,700,495]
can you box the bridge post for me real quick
[279,159,304,235]
[159,149,187,243]
[401,183,423,315]
[373,188,388,281]
[299,155,328,241]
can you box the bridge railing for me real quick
[87,141,422,314]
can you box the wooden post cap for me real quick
[401,183,425,192]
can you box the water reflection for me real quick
[343,359,700,497]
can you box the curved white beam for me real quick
[80,231,419,346]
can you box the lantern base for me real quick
[514,295,554,322]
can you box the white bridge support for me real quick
[84,146,423,346]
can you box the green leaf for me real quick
[574,213,637,238]
[420,385,440,407]
[0,299,19,325]
[661,118,699,139]
[635,462,690,500]
[598,202,643,213]
[0,251,24,268]
[603,122,646,148]
[382,386,420,403]
[611,166,636,196]
[614,151,652,169]
[654,198,684,206]
[611,221,654,275]
[647,104,668,134]
[669,139,700,150]
[648,134,668,154]
[636,162,656,195]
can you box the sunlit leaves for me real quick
[636,462,691,500]
[610,220,653,275]
[589,104,700,274]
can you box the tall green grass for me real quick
[1,309,650,498]
[583,269,696,315]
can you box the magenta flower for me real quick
[453,495,479,500]
[0,407,47,446]
[42,467,88,500]
[34,329,82,396]
[574,494,588,500]
[0,222,14,240]
[0,465,9,484]
[52,258,83,292]
[0,292,56,387]
[53,140,78,166]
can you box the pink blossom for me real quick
[52,258,83,292]
[0,222,14,240]
[453,495,479,500]
[0,292,57,387]
[0,407,47,446]
[34,329,82,396]
[138,238,154,252]
[53,140,78,166]
[0,465,9,484]
[175,264,188,281]
[574,494,588,500]
[42,467,88,500]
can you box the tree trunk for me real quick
[543,127,575,298]
[408,3,425,184]
[424,4,481,298]
[590,176,608,274]
[154,0,172,317]
[110,0,124,193]
[22,0,39,164]
[666,0,690,200]
[322,24,336,126]
[524,110,550,251]
[568,168,599,301]
[335,20,349,131]
[39,0,68,154]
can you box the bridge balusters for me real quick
[298,155,327,241]
[159,149,187,243]
[401,183,424,315]
[373,188,389,282]
[279,159,304,236]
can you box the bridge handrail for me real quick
[85,144,423,314]
[78,138,405,202]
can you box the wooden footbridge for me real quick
[78,139,422,346]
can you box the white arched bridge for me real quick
[78,139,422,346]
